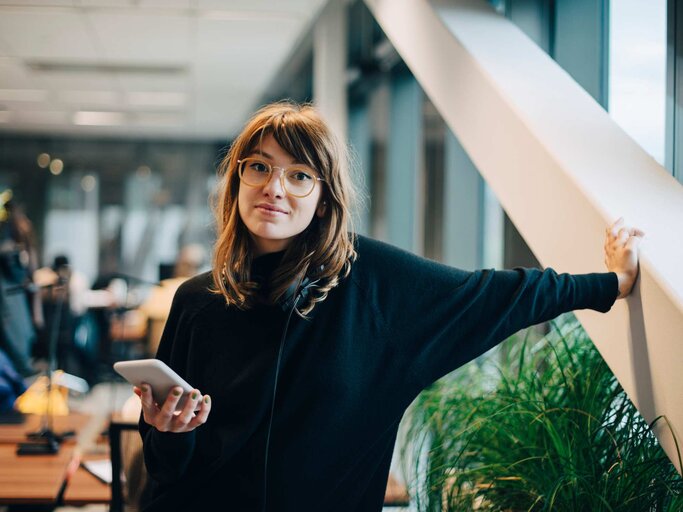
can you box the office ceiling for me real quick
[0,0,327,140]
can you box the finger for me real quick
[159,387,183,423]
[609,217,624,237]
[187,394,211,429]
[175,389,201,426]
[138,383,159,425]
[617,231,629,245]
[139,383,156,410]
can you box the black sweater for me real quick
[139,234,619,511]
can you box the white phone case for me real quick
[113,359,198,411]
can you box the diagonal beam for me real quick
[364,0,683,473]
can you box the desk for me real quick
[63,453,112,506]
[0,443,74,505]
[0,413,91,444]
[0,412,108,507]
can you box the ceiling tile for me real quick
[0,1,73,5]
[0,9,98,60]
[0,59,37,89]
[196,0,325,16]
[87,11,192,63]
[14,109,70,124]
[195,17,302,62]
[58,89,121,107]
[139,0,190,7]
[35,71,116,90]
[116,72,189,92]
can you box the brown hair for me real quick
[211,101,358,316]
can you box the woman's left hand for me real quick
[604,217,645,299]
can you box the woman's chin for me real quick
[248,227,295,251]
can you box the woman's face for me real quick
[237,134,325,256]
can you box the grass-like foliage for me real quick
[401,316,682,511]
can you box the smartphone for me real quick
[113,359,199,412]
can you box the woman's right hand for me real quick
[134,384,211,433]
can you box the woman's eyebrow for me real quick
[252,150,274,159]
[250,150,306,166]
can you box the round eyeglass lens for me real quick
[240,158,270,186]
[240,158,317,197]
[284,168,316,196]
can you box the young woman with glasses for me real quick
[135,101,644,511]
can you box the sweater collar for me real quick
[250,249,286,284]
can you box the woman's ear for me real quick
[316,200,327,218]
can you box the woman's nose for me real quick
[262,168,286,197]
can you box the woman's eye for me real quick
[290,171,313,181]
[250,162,269,173]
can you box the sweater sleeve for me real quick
[361,239,619,389]
[138,284,197,485]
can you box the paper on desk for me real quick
[82,459,112,484]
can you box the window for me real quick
[609,0,667,164]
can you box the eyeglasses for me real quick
[237,157,325,198]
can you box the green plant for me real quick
[402,315,682,511]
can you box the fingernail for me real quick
[204,395,210,404]
[191,391,198,400]
[141,385,148,392]
[173,388,182,396]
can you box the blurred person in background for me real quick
[34,254,123,384]
[137,243,208,356]
[0,190,41,376]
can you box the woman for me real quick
[136,102,644,511]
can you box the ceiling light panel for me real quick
[73,110,126,126]
[0,10,97,60]
[80,0,141,7]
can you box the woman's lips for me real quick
[256,205,287,215]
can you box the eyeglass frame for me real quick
[236,157,326,198]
